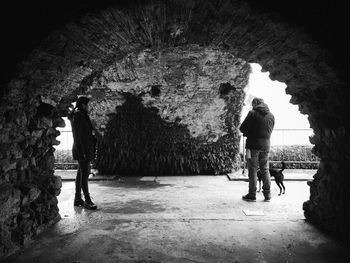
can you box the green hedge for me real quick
[55,144,320,170]
[269,145,319,169]
[269,145,317,161]
[54,149,77,169]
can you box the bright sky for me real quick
[242,63,310,129]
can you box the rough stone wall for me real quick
[89,45,249,175]
[0,94,63,257]
[0,0,350,258]
[303,125,350,242]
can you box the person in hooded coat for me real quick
[69,96,97,210]
[239,97,275,202]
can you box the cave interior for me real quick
[0,0,350,258]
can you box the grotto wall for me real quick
[87,45,250,175]
[1,0,350,258]
[0,94,63,257]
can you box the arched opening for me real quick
[235,63,318,200]
[54,117,75,169]
[1,0,350,259]
[240,63,318,168]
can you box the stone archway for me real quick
[1,0,349,258]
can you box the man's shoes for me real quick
[74,193,85,207]
[264,196,271,202]
[74,198,85,207]
[242,194,256,202]
[84,196,97,210]
[84,200,97,210]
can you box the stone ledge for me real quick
[226,169,315,181]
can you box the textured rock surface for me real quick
[1,0,350,258]
[0,99,62,258]
[89,45,249,175]
[89,46,248,137]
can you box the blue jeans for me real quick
[247,149,271,196]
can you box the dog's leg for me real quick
[257,180,261,192]
[281,181,285,194]
[276,181,282,196]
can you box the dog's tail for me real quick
[280,161,286,172]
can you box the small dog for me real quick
[257,161,286,195]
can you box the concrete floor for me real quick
[4,176,350,263]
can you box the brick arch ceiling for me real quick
[4,0,346,126]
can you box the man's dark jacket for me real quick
[239,103,275,151]
[71,109,96,161]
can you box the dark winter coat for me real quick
[71,109,96,161]
[239,103,275,151]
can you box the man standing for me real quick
[70,96,97,210]
[240,97,275,202]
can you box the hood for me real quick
[253,102,270,115]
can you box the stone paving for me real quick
[4,176,350,263]
[55,169,317,181]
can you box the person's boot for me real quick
[242,193,256,202]
[84,194,97,210]
[263,191,271,202]
[74,193,85,207]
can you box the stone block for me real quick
[53,117,66,128]
[40,96,57,107]
[39,117,53,128]
[28,186,41,202]
[0,132,9,143]
[14,113,27,126]
[23,147,33,158]
[9,144,23,159]
[21,195,29,206]
[0,184,21,223]
[17,170,26,182]
[16,159,29,170]
[0,160,17,173]
[30,157,36,166]
[11,133,25,143]
[53,176,62,196]
[0,224,19,259]
[28,137,37,146]
[31,129,44,139]
[45,128,56,136]
[45,154,55,170]
[51,138,60,146]
[35,140,43,148]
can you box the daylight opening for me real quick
[54,117,76,170]
[240,63,319,173]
